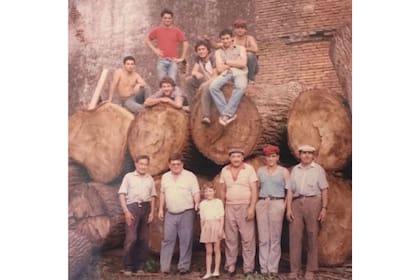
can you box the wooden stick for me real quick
[88,69,109,110]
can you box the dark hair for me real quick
[233,18,247,29]
[194,40,211,53]
[160,8,173,18]
[203,183,215,190]
[168,152,184,163]
[135,155,150,163]
[123,56,136,64]
[219,28,233,38]
[159,76,176,88]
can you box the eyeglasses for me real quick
[300,151,314,154]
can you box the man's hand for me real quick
[154,48,164,57]
[193,72,204,80]
[286,210,295,222]
[318,208,327,223]
[124,211,135,226]
[158,209,164,221]
[245,207,255,221]
[147,212,154,224]
[173,57,184,63]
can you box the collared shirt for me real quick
[161,169,200,213]
[118,171,156,204]
[150,86,184,100]
[285,162,328,197]
[215,44,248,76]
[220,163,258,205]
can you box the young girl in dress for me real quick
[199,183,225,279]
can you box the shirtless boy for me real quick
[108,56,152,114]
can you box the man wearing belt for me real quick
[285,145,329,280]
[118,155,157,276]
[220,147,258,277]
[256,145,290,277]
[158,153,200,275]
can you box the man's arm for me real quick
[203,35,222,49]
[318,188,328,223]
[158,191,165,221]
[148,196,155,223]
[193,191,200,211]
[108,69,121,101]
[175,40,189,62]
[215,50,230,74]
[245,35,258,53]
[226,46,247,69]
[191,63,203,80]
[285,189,294,222]
[220,182,226,206]
[144,95,162,107]
[144,36,163,57]
[119,193,134,226]
[246,181,258,221]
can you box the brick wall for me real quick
[254,0,352,96]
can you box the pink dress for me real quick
[199,198,225,243]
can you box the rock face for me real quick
[69,0,255,114]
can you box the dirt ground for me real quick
[77,248,352,280]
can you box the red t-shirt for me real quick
[148,26,186,59]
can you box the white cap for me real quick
[298,144,316,152]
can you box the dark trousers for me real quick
[123,202,151,271]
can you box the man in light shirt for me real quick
[118,155,156,276]
[158,153,200,275]
[219,148,258,277]
[209,29,248,127]
[285,145,329,280]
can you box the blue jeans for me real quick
[247,52,259,82]
[209,71,247,117]
[160,210,195,272]
[122,86,152,114]
[157,58,178,82]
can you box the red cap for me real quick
[263,145,279,155]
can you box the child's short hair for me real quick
[203,183,215,190]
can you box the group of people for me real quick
[118,144,329,280]
[107,8,259,126]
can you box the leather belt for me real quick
[128,201,151,208]
[259,196,284,200]
[293,195,318,200]
[168,208,194,215]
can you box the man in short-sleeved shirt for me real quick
[219,148,258,276]
[145,8,188,82]
[118,155,156,276]
[285,145,329,280]
[158,153,200,275]
[144,76,184,109]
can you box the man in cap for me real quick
[219,147,258,276]
[285,145,329,280]
[256,145,290,277]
